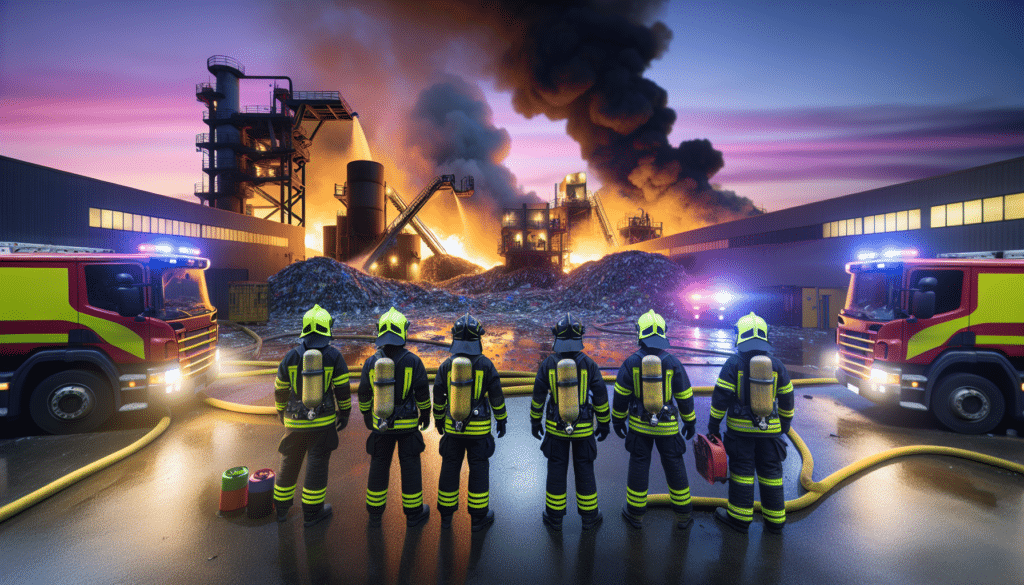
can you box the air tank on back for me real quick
[346,161,386,251]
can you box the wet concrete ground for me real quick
[2,316,1022,585]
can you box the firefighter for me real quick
[432,313,507,531]
[708,311,794,534]
[530,312,611,531]
[357,307,432,527]
[273,304,351,527]
[612,309,696,530]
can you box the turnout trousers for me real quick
[624,431,692,517]
[365,430,426,516]
[541,434,599,519]
[274,427,338,520]
[723,431,787,529]
[436,434,495,520]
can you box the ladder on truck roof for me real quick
[937,250,1024,259]
[0,242,114,254]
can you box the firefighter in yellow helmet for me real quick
[612,310,697,530]
[273,304,351,527]
[530,312,610,531]
[708,312,794,534]
[356,307,431,527]
[432,314,507,531]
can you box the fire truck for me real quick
[835,248,1024,434]
[0,242,219,434]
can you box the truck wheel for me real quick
[29,371,114,435]
[931,373,1005,434]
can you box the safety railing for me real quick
[292,91,340,101]
[207,55,245,74]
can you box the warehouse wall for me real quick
[0,156,305,304]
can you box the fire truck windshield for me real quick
[845,269,902,321]
[158,268,213,319]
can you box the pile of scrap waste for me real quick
[268,251,687,318]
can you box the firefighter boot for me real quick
[542,510,563,531]
[303,503,333,528]
[471,510,495,532]
[675,511,693,530]
[276,504,290,523]
[407,504,430,528]
[621,505,643,529]
[582,509,603,531]
[441,514,453,529]
[714,507,749,534]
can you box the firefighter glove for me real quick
[595,421,610,442]
[780,419,791,435]
[613,419,627,439]
[363,412,373,431]
[707,426,721,441]
[531,421,544,440]
[418,409,431,431]
[436,422,445,436]
[683,421,696,441]
[496,419,506,438]
[335,414,348,432]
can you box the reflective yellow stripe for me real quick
[758,476,784,487]
[731,474,755,485]
[614,382,632,396]
[977,335,1024,345]
[665,369,673,403]
[0,334,69,344]
[404,367,412,400]
[716,378,736,391]
[710,406,726,419]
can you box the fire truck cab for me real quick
[835,249,1024,434]
[0,243,219,434]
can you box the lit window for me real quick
[885,212,896,232]
[983,197,1003,222]
[822,224,830,238]
[946,202,963,226]
[133,214,143,231]
[908,209,920,230]
[101,209,112,229]
[125,213,135,231]
[931,205,946,228]
[142,216,150,233]
[863,216,873,234]
[89,208,101,228]
[112,211,123,230]
[963,199,981,225]
[896,210,907,231]
[853,217,862,235]
[1006,193,1024,220]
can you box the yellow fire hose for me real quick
[0,415,171,523]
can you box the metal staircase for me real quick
[590,190,618,247]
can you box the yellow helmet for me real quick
[376,306,409,347]
[636,309,669,349]
[301,304,333,348]
[735,312,770,352]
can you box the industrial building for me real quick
[625,156,1024,327]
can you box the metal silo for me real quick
[346,160,386,253]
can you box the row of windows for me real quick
[88,208,288,247]
[670,239,728,255]
[931,193,1024,228]
[823,208,922,238]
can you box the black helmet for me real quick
[551,312,585,353]
[451,313,485,355]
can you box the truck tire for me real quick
[29,370,114,435]
[931,373,1005,434]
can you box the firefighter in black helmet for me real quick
[432,314,507,531]
[612,310,697,530]
[530,312,610,531]
[709,312,794,534]
[357,307,431,527]
[273,304,351,527]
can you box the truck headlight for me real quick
[869,368,900,385]
[149,368,183,393]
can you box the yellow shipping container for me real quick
[228,281,269,323]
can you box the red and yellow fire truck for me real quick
[0,242,219,434]
[835,249,1024,434]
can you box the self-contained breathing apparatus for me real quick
[637,354,677,426]
[449,356,475,432]
[553,357,588,435]
[287,348,336,421]
[373,357,396,430]
[747,354,777,430]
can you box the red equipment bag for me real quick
[693,434,729,484]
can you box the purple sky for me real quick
[1,0,1022,216]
